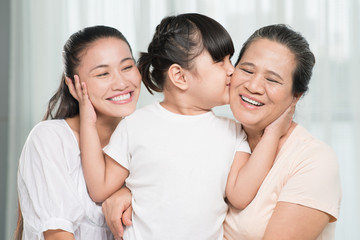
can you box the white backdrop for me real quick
[6,0,360,239]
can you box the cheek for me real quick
[267,83,293,102]
[129,72,142,87]
[86,83,105,103]
[268,90,295,120]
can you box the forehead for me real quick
[78,37,132,69]
[83,37,130,58]
[242,39,296,78]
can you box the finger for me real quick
[103,204,118,238]
[65,77,79,101]
[109,209,124,238]
[81,81,89,98]
[73,75,83,99]
[287,105,295,123]
[122,205,133,226]
[285,102,295,116]
[116,216,124,238]
[108,216,123,239]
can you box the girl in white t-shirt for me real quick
[16,25,140,240]
[73,13,295,240]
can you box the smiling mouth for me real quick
[241,95,264,106]
[108,92,132,101]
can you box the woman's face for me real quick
[230,38,298,131]
[76,37,141,119]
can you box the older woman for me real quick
[224,24,341,240]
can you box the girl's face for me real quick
[77,37,141,119]
[186,50,234,111]
[230,39,298,131]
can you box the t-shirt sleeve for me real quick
[278,142,341,221]
[103,119,130,169]
[235,123,251,154]
[17,123,84,237]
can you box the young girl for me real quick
[74,14,294,240]
[16,25,140,240]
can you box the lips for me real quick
[241,95,264,106]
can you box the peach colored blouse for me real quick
[224,125,341,240]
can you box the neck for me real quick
[243,127,264,152]
[162,91,211,115]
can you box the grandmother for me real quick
[224,24,341,240]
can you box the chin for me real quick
[119,108,137,118]
[102,106,137,119]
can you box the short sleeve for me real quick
[278,142,341,221]
[103,119,130,169]
[17,122,84,237]
[235,123,251,154]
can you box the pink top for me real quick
[224,125,341,240]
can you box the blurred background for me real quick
[1,0,359,239]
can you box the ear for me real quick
[65,76,79,101]
[292,92,303,105]
[167,64,188,91]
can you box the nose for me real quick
[111,72,128,90]
[245,74,265,94]
[226,59,235,77]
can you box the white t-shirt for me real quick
[104,102,250,240]
[17,120,113,240]
[224,125,342,240]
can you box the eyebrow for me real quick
[239,62,284,81]
[89,57,134,72]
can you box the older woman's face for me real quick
[230,39,297,131]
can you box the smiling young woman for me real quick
[16,25,140,240]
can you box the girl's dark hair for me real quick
[139,13,234,94]
[43,25,133,120]
[235,24,315,96]
[14,25,132,240]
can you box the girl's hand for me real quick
[65,75,96,124]
[265,101,296,138]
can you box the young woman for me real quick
[16,25,141,240]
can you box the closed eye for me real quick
[96,72,109,77]
[241,68,253,74]
[266,78,282,84]
[122,65,134,71]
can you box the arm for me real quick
[66,76,128,202]
[226,104,295,209]
[263,202,330,240]
[44,230,75,240]
[102,186,133,239]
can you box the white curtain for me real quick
[6,0,359,239]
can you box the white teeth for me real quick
[241,96,263,106]
[109,93,131,101]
